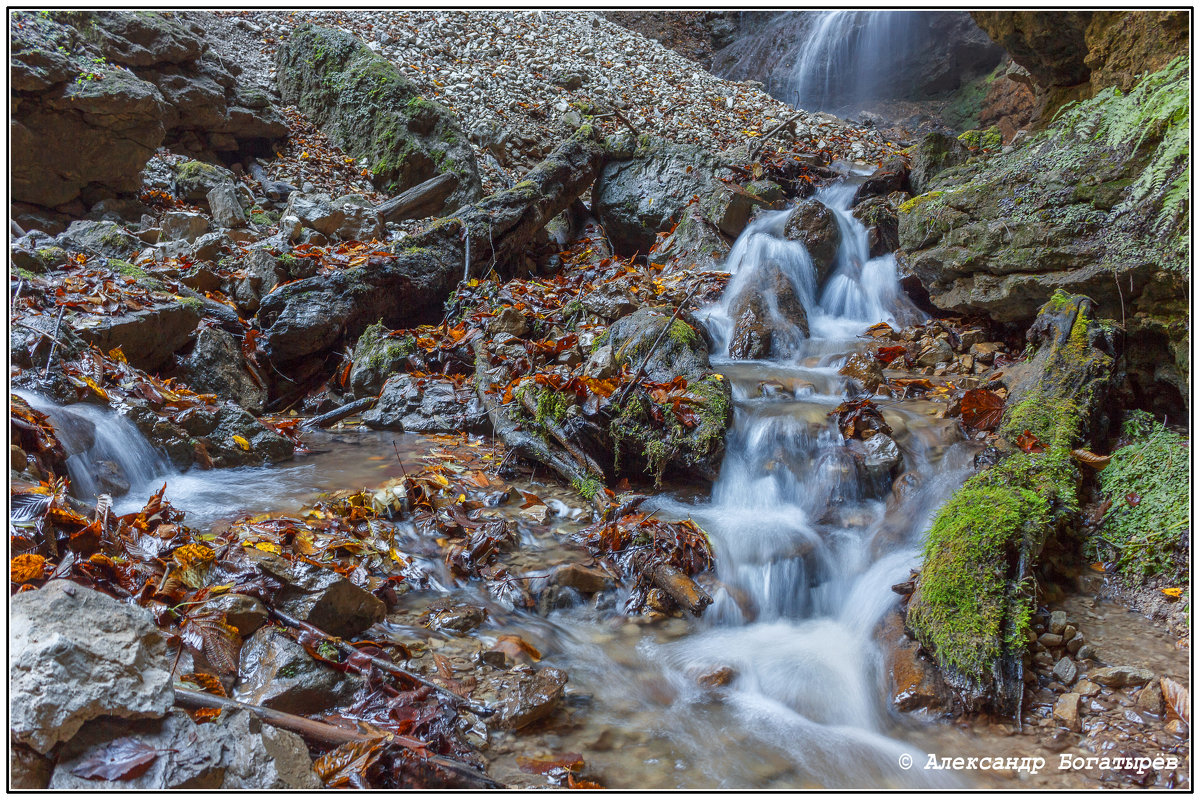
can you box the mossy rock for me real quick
[907,291,1118,716]
[173,160,237,204]
[347,321,416,398]
[275,24,480,211]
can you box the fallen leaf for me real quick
[10,554,46,583]
[495,634,541,661]
[232,435,251,451]
[960,388,1004,431]
[1161,677,1190,724]
[517,752,583,774]
[69,737,164,781]
[1161,587,1184,599]
[1015,429,1045,454]
[1071,448,1111,470]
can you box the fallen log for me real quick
[515,387,605,478]
[302,397,376,429]
[258,125,627,362]
[650,562,712,617]
[173,688,503,788]
[374,173,457,223]
[472,339,606,511]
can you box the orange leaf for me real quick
[517,752,583,774]
[960,388,1004,431]
[10,554,46,583]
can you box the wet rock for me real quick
[1089,666,1155,689]
[10,582,174,754]
[205,403,294,467]
[276,24,481,212]
[1039,633,1063,648]
[651,203,732,272]
[697,666,736,688]
[487,306,530,338]
[426,603,487,633]
[839,352,884,393]
[182,327,267,414]
[851,158,911,206]
[582,284,639,322]
[363,374,487,433]
[161,211,210,243]
[202,593,269,638]
[1053,692,1082,732]
[782,198,840,286]
[878,609,945,713]
[486,667,568,730]
[207,183,247,228]
[551,563,616,594]
[1076,643,1096,661]
[861,433,903,484]
[582,344,618,381]
[1048,610,1067,634]
[1165,719,1188,738]
[1134,682,1164,715]
[234,628,363,716]
[242,549,385,639]
[49,709,320,789]
[1074,679,1101,697]
[726,260,810,359]
[174,159,238,203]
[907,131,972,196]
[851,195,901,258]
[57,220,144,259]
[915,337,954,367]
[1052,657,1078,685]
[348,324,414,397]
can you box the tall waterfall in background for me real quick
[710,10,1003,118]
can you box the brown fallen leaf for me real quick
[1071,448,1111,470]
[517,752,584,775]
[10,554,46,584]
[494,634,541,662]
[1161,677,1190,724]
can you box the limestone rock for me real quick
[363,374,487,433]
[241,550,385,639]
[10,582,174,754]
[234,628,363,716]
[1053,692,1081,732]
[1088,666,1155,689]
[72,304,201,372]
[182,327,267,414]
[782,198,840,287]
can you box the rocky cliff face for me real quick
[898,58,1189,412]
[971,10,1189,119]
[10,10,287,231]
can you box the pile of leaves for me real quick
[574,511,713,616]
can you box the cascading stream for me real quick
[543,178,973,788]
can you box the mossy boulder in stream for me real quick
[898,58,1188,409]
[907,291,1118,716]
[275,24,481,213]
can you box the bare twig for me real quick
[42,305,65,378]
[614,281,702,408]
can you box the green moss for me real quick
[14,267,37,281]
[668,318,698,347]
[178,296,202,311]
[689,374,731,451]
[957,127,1003,151]
[909,482,1049,676]
[110,259,146,279]
[897,190,947,215]
[1096,413,1189,581]
[572,474,605,503]
[534,387,572,425]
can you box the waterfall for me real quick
[711,11,1003,119]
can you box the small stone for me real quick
[1053,692,1081,732]
[697,666,735,688]
[551,563,616,594]
[1076,643,1096,660]
[1062,624,1077,641]
[1074,680,1101,697]
[427,603,487,633]
[488,306,529,337]
[1052,657,1078,685]
[1089,665,1155,688]
[1165,719,1189,738]
[1066,632,1085,655]
[1134,682,1164,715]
[1038,633,1064,648]
[206,183,247,228]
[160,211,210,243]
[1048,610,1067,634]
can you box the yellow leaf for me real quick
[456,494,466,504]
[83,377,109,401]
[232,435,251,451]
[10,554,46,583]
[1162,587,1184,599]
[173,543,216,588]
[430,473,450,488]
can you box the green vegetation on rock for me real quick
[1097,412,1190,581]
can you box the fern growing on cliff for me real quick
[1053,56,1190,237]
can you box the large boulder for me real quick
[49,710,321,789]
[782,199,840,285]
[348,322,416,398]
[725,260,810,359]
[898,59,1188,406]
[275,24,481,213]
[605,307,733,482]
[363,374,487,433]
[239,549,385,639]
[71,304,201,373]
[10,582,174,754]
[181,327,267,414]
[594,135,767,255]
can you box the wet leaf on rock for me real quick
[10,554,46,584]
[959,388,1004,431]
[517,752,583,774]
[1161,677,1190,724]
[1015,429,1045,454]
[69,737,166,782]
[314,738,389,789]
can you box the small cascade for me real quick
[700,179,923,360]
[16,390,172,500]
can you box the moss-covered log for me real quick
[257,126,622,362]
[906,291,1118,716]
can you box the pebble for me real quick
[1049,610,1067,634]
